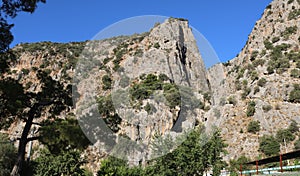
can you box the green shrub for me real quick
[288,9,300,20]
[250,50,259,61]
[291,69,300,78]
[272,36,280,43]
[295,139,300,150]
[288,120,299,133]
[262,104,272,112]
[0,134,17,176]
[250,71,259,81]
[144,102,157,115]
[282,26,298,38]
[289,84,300,103]
[246,101,256,117]
[257,78,267,87]
[227,96,237,105]
[102,75,112,90]
[276,129,295,143]
[153,42,160,49]
[241,87,251,100]
[247,120,260,133]
[21,68,30,75]
[264,40,273,50]
[259,135,280,156]
[252,59,265,67]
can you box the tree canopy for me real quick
[0,0,46,52]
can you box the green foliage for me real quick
[247,120,260,133]
[252,59,265,67]
[0,78,29,129]
[257,78,267,87]
[262,104,272,112]
[102,75,112,90]
[33,149,86,176]
[276,128,295,144]
[0,134,17,176]
[264,40,273,50]
[163,83,181,109]
[144,102,157,115]
[153,42,160,49]
[39,118,91,155]
[97,95,122,132]
[259,135,280,156]
[21,68,30,75]
[246,101,256,117]
[282,26,298,38]
[291,69,300,78]
[98,156,143,176]
[158,73,169,82]
[229,156,250,175]
[97,127,227,176]
[288,120,299,133]
[227,96,237,105]
[272,36,280,43]
[250,50,259,61]
[289,84,300,103]
[295,139,300,150]
[241,87,251,100]
[288,9,300,20]
[147,127,227,176]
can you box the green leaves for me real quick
[39,118,90,155]
[259,135,280,156]
[33,149,86,176]
[0,134,17,176]
[97,127,227,176]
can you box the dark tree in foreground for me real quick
[0,0,46,52]
[6,70,73,176]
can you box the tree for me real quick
[247,120,260,134]
[39,118,91,155]
[246,101,256,117]
[259,135,280,156]
[10,70,73,176]
[33,149,86,176]
[276,129,295,143]
[0,133,17,176]
[0,0,46,52]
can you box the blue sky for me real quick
[9,0,272,63]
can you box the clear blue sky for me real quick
[9,0,272,63]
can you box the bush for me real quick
[264,40,273,50]
[254,86,260,94]
[241,87,251,100]
[259,135,280,156]
[262,104,272,112]
[247,120,260,133]
[252,59,265,67]
[288,9,300,20]
[276,129,295,143]
[0,134,17,176]
[153,42,160,49]
[246,101,256,117]
[282,26,298,38]
[272,36,280,43]
[288,120,299,133]
[102,75,112,90]
[257,78,267,87]
[250,50,259,61]
[289,84,300,103]
[144,102,157,115]
[291,69,300,78]
[295,139,300,150]
[227,96,237,105]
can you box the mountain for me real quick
[0,0,299,173]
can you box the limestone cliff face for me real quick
[2,0,300,172]
[207,0,300,161]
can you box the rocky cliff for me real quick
[1,0,300,172]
